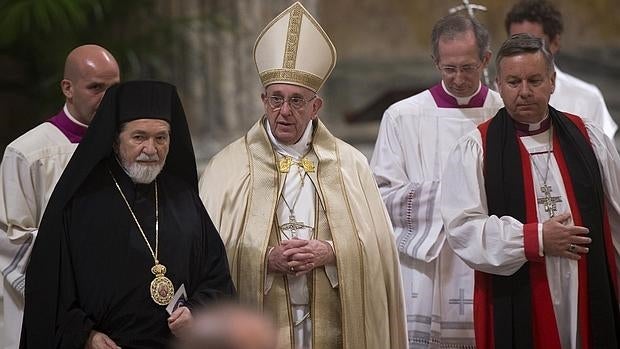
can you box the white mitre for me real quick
[253,1,337,93]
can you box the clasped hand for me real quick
[268,238,335,276]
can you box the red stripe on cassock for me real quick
[474,271,494,349]
[478,119,491,156]
[518,139,562,348]
[520,141,542,263]
[475,121,494,349]
[563,113,618,294]
[552,127,591,349]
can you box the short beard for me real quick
[119,154,164,184]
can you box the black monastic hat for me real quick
[21,80,198,348]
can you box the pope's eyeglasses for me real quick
[266,95,317,110]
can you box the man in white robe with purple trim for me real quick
[0,45,119,349]
[200,2,407,349]
[371,14,502,348]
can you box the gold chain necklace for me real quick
[281,168,305,213]
[279,163,313,239]
[109,169,174,305]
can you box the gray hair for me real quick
[496,33,554,75]
[431,13,490,63]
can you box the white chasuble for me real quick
[264,121,338,349]
[200,118,407,349]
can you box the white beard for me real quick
[120,153,164,184]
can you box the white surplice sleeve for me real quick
[584,122,620,300]
[594,93,617,141]
[440,131,531,276]
[371,107,444,262]
[0,147,39,237]
[0,146,39,298]
[0,125,75,297]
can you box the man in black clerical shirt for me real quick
[21,81,235,349]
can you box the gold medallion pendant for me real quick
[109,174,176,307]
[150,263,175,305]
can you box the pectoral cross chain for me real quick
[537,184,562,218]
[279,214,312,239]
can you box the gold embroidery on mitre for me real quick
[260,69,323,93]
[283,3,303,70]
[253,2,337,93]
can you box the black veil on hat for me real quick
[58,80,197,201]
[21,80,198,348]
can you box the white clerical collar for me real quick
[441,80,482,106]
[264,118,313,159]
[522,113,550,132]
[63,104,88,128]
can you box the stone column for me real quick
[166,0,318,166]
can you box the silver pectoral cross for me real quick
[537,184,562,218]
[279,215,309,238]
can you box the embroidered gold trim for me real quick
[260,69,322,92]
[283,3,303,69]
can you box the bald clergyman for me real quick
[0,44,120,349]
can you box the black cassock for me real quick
[34,158,235,348]
[22,81,234,349]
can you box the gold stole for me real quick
[239,119,366,349]
[311,121,365,348]
[265,156,342,348]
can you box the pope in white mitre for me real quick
[199,2,407,349]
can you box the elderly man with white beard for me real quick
[20,81,235,349]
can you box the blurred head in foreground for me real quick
[176,303,277,349]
